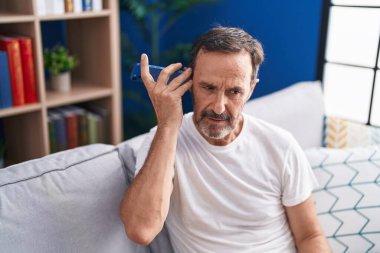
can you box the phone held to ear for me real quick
[130,63,184,83]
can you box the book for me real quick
[92,0,102,11]
[0,51,13,109]
[47,113,58,153]
[96,116,104,143]
[56,107,79,149]
[0,36,25,106]
[49,110,67,151]
[67,106,88,146]
[65,0,74,12]
[82,0,92,11]
[11,35,38,104]
[44,0,65,15]
[36,0,47,16]
[78,110,89,145]
[45,0,54,15]
[84,105,109,143]
[73,0,83,13]
[53,0,65,15]
[87,112,100,144]
[66,113,78,148]
[47,105,109,152]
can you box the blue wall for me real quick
[41,1,324,138]
[121,0,323,97]
[163,0,323,98]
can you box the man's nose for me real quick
[212,93,226,115]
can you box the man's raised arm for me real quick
[119,54,192,245]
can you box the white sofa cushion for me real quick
[0,144,149,253]
[306,145,380,252]
[244,81,325,149]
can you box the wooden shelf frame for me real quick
[0,13,35,23]
[0,0,122,165]
[38,9,111,21]
[46,84,113,108]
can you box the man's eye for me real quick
[230,89,241,95]
[203,86,214,91]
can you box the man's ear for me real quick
[246,78,259,102]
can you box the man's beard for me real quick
[196,110,234,139]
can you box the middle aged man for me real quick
[120,26,331,252]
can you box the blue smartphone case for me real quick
[130,63,184,83]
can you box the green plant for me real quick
[43,45,79,75]
[120,0,217,65]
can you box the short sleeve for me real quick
[281,137,319,206]
[134,127,157,177]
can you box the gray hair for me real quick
[190,26,264,80]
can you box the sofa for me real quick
[1,81,379,252]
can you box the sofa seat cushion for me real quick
[0,144,148,253]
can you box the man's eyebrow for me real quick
[200,83,246,91]
[200,82,216,87]
[227,86,244,92]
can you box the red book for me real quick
[15,36,37,104]
[66,113,79,148]
[56,107,79,149]
[0,36,25,106]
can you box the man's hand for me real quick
[140,53,193,130]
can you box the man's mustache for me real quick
[201,110,231,121]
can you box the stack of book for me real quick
[0,35,38,109]
[36,0,103,16]
[48,105,109,153]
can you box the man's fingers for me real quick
[157,63,182,86]
[140,53,155,87]
[168,67,192,91]
[173,79,193,97]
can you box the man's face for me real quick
[191,49,257,145]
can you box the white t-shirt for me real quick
[135,112,318,253]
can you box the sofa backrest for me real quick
[0,144,149,253]
[244,80,325,149]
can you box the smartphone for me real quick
[130,63,184,83]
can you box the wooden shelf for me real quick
[0,104,42,118]
[0,0,122,165]
[38,10,110,21]
[46,83,112,108]
[0,12,34,23]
